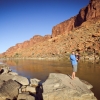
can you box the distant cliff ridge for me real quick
[0,0,100,59]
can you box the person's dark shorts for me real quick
[72,65,77,72]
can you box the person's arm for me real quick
[70,55,76,61]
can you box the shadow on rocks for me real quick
[0,69,4,74]
[35,81,43,100]
[30,81,43,100]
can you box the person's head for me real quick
[71,51,75,55]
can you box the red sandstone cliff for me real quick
[52,0,100,37]
[0,0,100,59]
[1,35,51,57]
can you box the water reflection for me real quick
[2,59,72,81]
[1,59,100,100]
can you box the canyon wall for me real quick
[0,0,100,59]
[52,0,100,37]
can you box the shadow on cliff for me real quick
[74,6,88,27]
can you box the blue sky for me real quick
[0,0,89,53]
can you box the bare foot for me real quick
[71,77,74,80]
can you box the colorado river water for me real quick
[1,59,100,100]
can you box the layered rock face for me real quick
[52,17,76,37]
[1,17,100,59]
[52,0,100,37]
[0,0,100,59]
[0,35,51,58]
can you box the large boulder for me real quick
[43,73,97,100]
[0,80,4,88]
[0,74,15,81]
[0,79,20,100]
[12,75,29,85]
[17,94,35,100]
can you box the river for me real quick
[0,59,100,100]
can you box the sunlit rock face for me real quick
[0,0,100,59]
[43,73,97,100]
[52,0,100,37]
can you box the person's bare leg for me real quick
[73,72,75,79]
[72,72,76,79]
[71,72,74,79]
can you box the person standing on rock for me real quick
[70,51,78,79]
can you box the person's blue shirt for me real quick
[70,54,77,65]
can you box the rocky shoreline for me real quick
[0,53,100,62]
[0,64,97,100]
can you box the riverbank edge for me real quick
[0,55,100,61]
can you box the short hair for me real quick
[72,51,75,53]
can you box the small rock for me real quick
[21,85,27,89]
[19,88,22,93]
[9,72,18,75]
[26,86,36,93]
[30,78,41,87]
[22,88,26,92]
[1,67,9,74]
